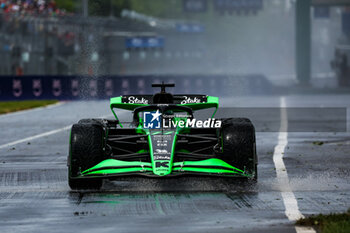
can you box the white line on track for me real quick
[273,97,316,233]
[0,125,72,150]
[0,114,113,150]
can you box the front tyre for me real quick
[221,118,257,180]
[68,123,105,190]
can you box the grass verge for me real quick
[0,100,59,115]
[296,209,350,233]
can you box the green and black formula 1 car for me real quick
[68,83,257,190]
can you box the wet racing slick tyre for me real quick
[78,118,106,126]
[68,122,105,190]
[220,118,257,180]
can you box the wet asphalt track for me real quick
[0,95,349,233]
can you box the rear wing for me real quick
[110,95,219,123]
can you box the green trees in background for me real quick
[55,0,76,13]
[129,0,182,18]
[87,0,131,17]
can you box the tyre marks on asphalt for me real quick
[70,191,286,215]
[225,193,253,208]
[0,169,66,191]
[73,192,258,214]
[53,191,295,233]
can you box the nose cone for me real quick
[149,130,176,176]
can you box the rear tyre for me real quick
[78,118,105,126]
[220,118,257,180]
[68,123,105,190]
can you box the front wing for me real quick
[72,158,255,179]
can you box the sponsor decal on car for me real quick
[180,96,202,104]
[155,135,170,147]
[154,149,168,154]
[143,110,221,129]
[143,110,162,129]
[155,161,169,168]
[154,155,171,160]
[128,96,149,104]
